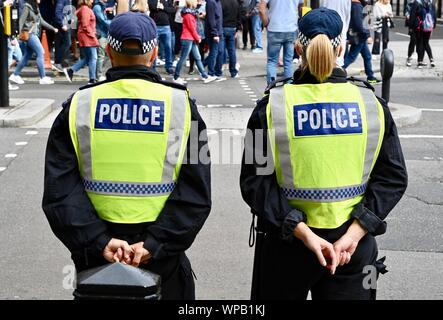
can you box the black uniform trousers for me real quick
[74,223,195,300]
[255,220,379,300]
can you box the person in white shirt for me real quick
[371,0,393,58]
[323,0,351,66]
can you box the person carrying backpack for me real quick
[417,0,436,68]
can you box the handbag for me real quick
[19,23,36,42]
[387,17,395,29]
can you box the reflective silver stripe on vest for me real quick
[75,86,188,197]
[162,89,188,182]
[281,182,368,202]
[76,88,93,180]
[358,87,381,182]
[83,179,176,197]
[269,86,294,187]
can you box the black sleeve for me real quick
[148,0,158,12]
[143,98,212,260]
[42,98,111,266]
[237,1,242,30]
[351,98,408,236]
[162,0,176,14]
[240,95,306,238]
[351,4,366,37]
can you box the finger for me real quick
[334,245,342,264]
[327,245,337,275]
[113,251,120,263]
[132,248,143,267]
[314,247,327,267]
[345,252,352,264]
[338,252,346,266]
[340,252,347,266]
[121,242,133,261]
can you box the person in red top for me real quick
[173,0,216,84]
[64,0,99,84]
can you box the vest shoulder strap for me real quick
[264,76,293,94]
[157,78,188,91]
[346,76,375,92]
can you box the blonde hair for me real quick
[299,34,338,83]
[186,0,197,7]
[380,0,390,5]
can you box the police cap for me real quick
[298,8,343,48]
[108,12,158,55]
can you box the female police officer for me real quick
[240,8,407,300]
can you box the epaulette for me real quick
[347,76,375,92]
[264,76,293,94]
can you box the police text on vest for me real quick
[95,98,165,132]
[293,102,362,137]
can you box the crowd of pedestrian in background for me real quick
[2,0,439,91]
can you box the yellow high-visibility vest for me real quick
[267,82,385,229]
[69,79,191,223]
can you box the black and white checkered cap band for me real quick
[298,32,341,48]
[107,35,158,54]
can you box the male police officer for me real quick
[42,12,211,299]
[241,8,407,299]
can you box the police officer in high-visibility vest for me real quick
[241,8,407,300]
[42,12,211,299]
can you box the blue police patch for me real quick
[94,98,165,132]
[293,103,362,137]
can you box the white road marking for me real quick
[395,32,410,38]
[207,129,218,135]
[423,156,434,160]
[5,154,17,158]
[0,167,6,172]
[25,130,38,135]
[15,141,28,146]
[246,91,255,94]
[198,104,244,108]
[400,135,443,139]
[421,108,443,112]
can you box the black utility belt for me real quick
[105,221,154,236]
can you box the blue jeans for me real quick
[72,46,97,80]
[252,15,263,50]
[157,25,173,71]
[266,31,296,84]
[54,29,71,65]
[174,40,208,79]
[7,38,23,67]
[343,41,375,80]
[14,34,46,78]
[223,27,238,77]
[205,37,224,77]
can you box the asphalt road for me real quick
[1,35,442,300]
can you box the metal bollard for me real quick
[73,263,161,300]
[380,49,394,104]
